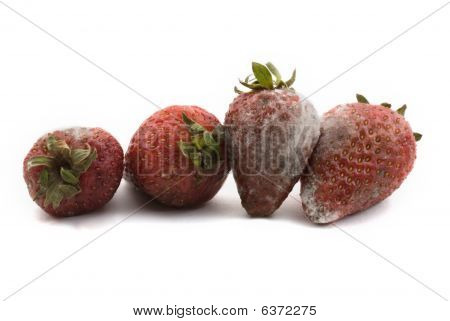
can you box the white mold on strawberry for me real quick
[300,94,420,223]
[225,62,320,216]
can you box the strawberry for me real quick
[125,105,229,207]
[225,62,320,216]
[23,127,124,217]
[300,94,421,224]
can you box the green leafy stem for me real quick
[177,113,223,172]
[27,136,97,208]
[234,62,296,94]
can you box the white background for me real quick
[0,0,449,320]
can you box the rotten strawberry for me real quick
[300,94,421,223]
[23,127,124,217]
[225,62,320,216]
[125,105,229,207]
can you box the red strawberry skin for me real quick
[23,128,124,217]
[225,89,320,216]
[300,103,416,223]
[125,105,229,207]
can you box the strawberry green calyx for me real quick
[27,136,97,208]
[178,113,223,171]
[234,61,296,94]
[355,94,422,141]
